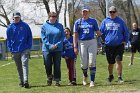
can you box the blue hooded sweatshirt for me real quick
[6,20,32,53]
[41,21,65,52]
[100,16,129,46]
[62,36,76,59]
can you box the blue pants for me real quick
[43,51,61,81]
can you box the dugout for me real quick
[0,37,6,60]
[31,36,42,57]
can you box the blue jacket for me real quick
[41,21,65,52]
[100,16,129,46]
[6,20,32,53]
[62,36,76,59]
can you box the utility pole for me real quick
[105,0,109,17]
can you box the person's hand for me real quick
[65,56,69,59]
[74,47,78,55]
[51,45,57,50]
[122,42,126,45]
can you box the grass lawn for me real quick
[0,52,140,93]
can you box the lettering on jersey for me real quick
[132,32,139,35]
[106,23,120,30]
[80,24,93,34]
[64,41,73,49]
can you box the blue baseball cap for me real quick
[81,7,90,11]
[13,11,21,17]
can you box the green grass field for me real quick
[0,52,140,93]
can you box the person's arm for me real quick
[55,24,65,48]
[99,20,105,43]
[94,19,102,37]
[26,24,32,49]
[41,25,54,50]
[96,30,102,37]
[73,32,78,55]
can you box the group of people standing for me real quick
[6,5,140,88]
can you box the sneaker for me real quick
[47,75,53,86]
[128,63,133,66]
[118,77,124,83]
[89,81,94,87]
[107,75,114,83]
[68,82,73,86]
[47,80,52,86]
[24,82,29,88]
[55,81,60,86]
[71,81,77,86]
[19,82,24,87]
[83,76,88,85]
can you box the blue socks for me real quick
[89,67,96,82]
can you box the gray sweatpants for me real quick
[78,39,97,69]
[12,49,30,83]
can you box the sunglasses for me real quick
[109,11,116,13]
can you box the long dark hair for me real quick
[64,27,72,36]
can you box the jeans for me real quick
[12,49,30,83]
[43,51,61,81]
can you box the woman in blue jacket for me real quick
[41,12,65,86]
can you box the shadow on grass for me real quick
[29,80,140,88]
[30,84,47,88]
[30,83,83,88]
[124,79,140,84]
[96,79,140,87]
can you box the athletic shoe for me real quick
[118,77,124,83]
[89,81,94,87]
[19,82,24,87]
[107,75,114,83]
[128,63,133,66]
[47,80,52,86]
[24,82,29,88]
[83,76,88,85]
[47,75,53,86]
[68,81,77,86]
[72,81,77,86]
[55,81,60,86]
[68,82,73,86]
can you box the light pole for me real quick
[105,0,109,17]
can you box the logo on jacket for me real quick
[20,27,23,30]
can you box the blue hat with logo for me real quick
[13,11,21,17]
[81,6,90,11]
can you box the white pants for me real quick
[78,39,97,69]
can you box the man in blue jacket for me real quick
[6,12,32,88]
[100,6,129,83]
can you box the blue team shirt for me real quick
[62,36,76,59]
[100,16,129,46]
[74,17,99,40]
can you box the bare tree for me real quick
[0,0,15,27]
[0,5,10,27]
[98,0,106,18]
